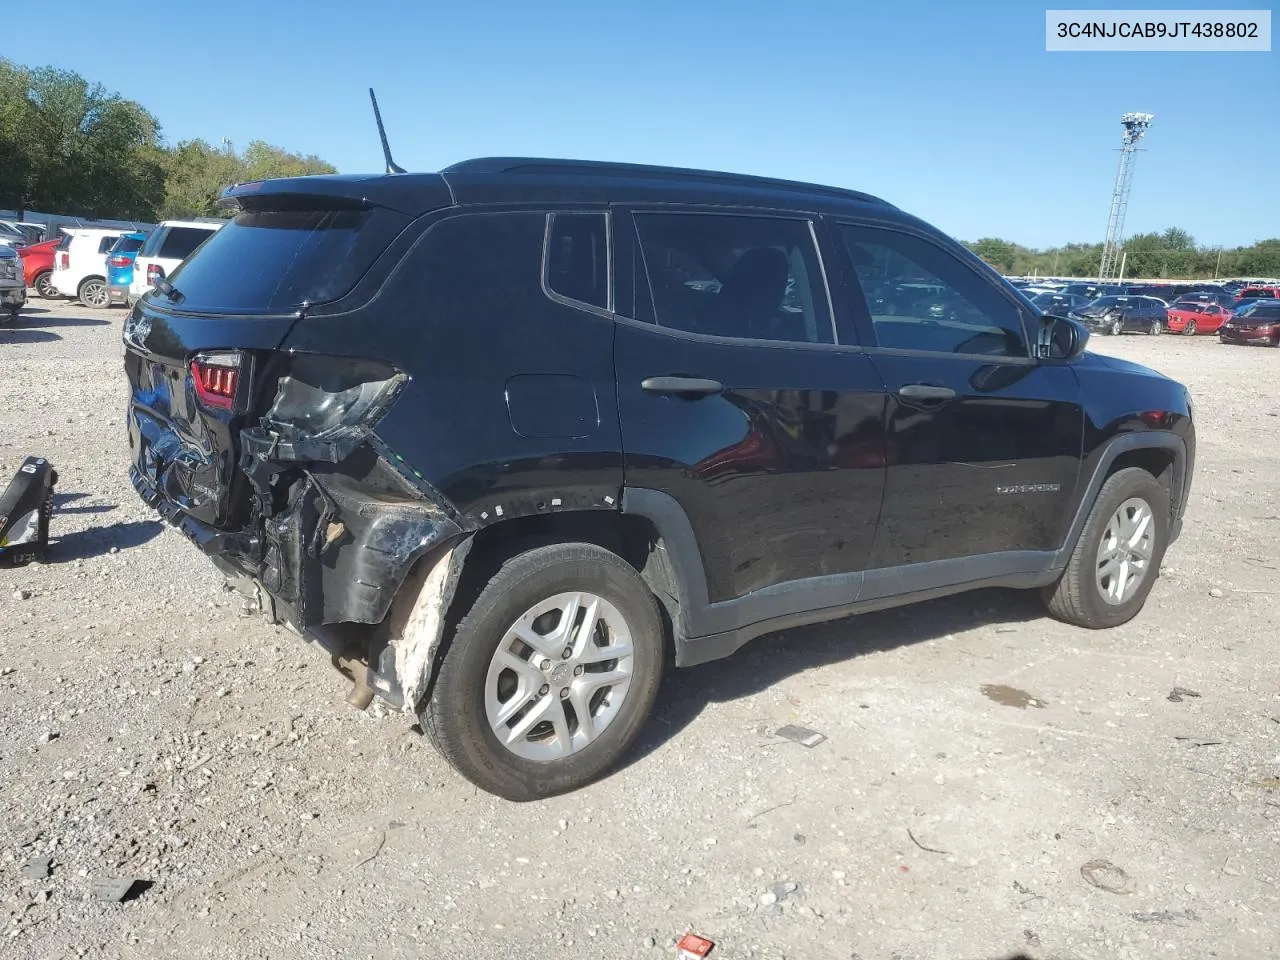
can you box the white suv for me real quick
[129,220,222,304]
[50,229,128,307]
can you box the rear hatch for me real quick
[124,186,429,533]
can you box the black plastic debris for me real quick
[0,457,56,565]
[1167,687,1202,703]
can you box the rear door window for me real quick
[158,226,217,260]
[632,211,832,344]
[163,205,409,312]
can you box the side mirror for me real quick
[1036,313,1089,361]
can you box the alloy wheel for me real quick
[35,273,55,298]
[1111,318,1123,336]
[484,591,635,762]
[1095,497,1155,605]
[80,280,108,308]
[1182,320,1196,336]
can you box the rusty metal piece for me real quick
[333,653,375,710]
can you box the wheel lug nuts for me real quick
[539,684,549,696]
[574,665,583,676]
[561,648,572,659]
[540,660,552,672]
[559,688,570,700]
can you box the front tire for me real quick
[34,271,55,299]
[424,542,664,801]
[1110,317,1123,336]
[1041,467,1169,629]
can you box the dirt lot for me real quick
[2,301,1278,960]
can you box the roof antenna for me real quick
[368,88,406,174]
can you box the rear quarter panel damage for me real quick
[383,537,474,714]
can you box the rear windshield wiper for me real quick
[153,277,185,305]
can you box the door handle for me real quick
[641,376,724,397]
[897,384,956,402]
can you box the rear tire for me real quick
[1148,317,1163,335]
[1181,320,1196,336]
[424,542,664,801]
[77,277,108,309]
[1041,467,1169,629]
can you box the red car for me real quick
[1166,302,1233,335]
[1235,284,1280,304]
[16,239,59,299]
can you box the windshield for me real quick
[162,205,409,312]
[1240,288,1276,299]
[1241,303,1280,320]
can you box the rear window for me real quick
[162,206,408,312]
[111,235,145,255]
[158,226,217,260]
[56,232,73,251]
[1244,303,1280,319]
[1241,288,1277,299]
[98,236,120,254]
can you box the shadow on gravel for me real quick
[12,312,110,328]
[50,519,163,560]
[0,327,61,343]
[53,492,118,516]
[624,587,1047,769]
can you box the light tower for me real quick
[1097,112,1154,282]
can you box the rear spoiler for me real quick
[220,174,453,217]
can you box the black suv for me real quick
[1072,295,1169,336]
[123,158,1195,800]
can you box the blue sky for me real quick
[38,0,1279,248]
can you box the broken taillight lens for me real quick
[263,356,406,445]
[191,352,242,410]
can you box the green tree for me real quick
[14,63,166,218]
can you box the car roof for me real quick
[158,220,223,229]
[224,157,898,219]
[67,227,127,236]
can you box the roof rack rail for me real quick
[441,157,889,206]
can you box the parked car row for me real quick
[1024,286,1279,347]
[11,220,223,309]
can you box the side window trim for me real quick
[627,206,845,349]
[834,217,1037,362]
[540,210,614,319]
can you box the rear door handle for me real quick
[897,384,956,401]
[641,376,724,396]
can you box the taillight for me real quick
[191,352,242,411]
[58,252,68,269]
[147,263,165,285]
[109,255,131,268]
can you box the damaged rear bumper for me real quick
[131,456,474,712]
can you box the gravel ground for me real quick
[2,301,1278,960]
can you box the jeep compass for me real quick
[124,158,1196,800]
